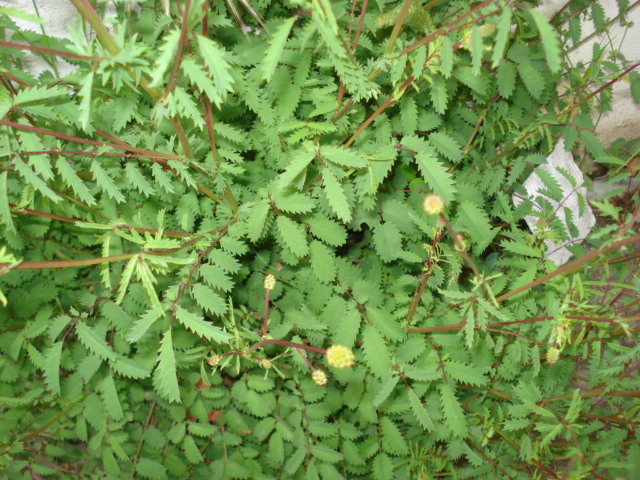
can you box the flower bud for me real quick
[312,370,327,386]
[264,274,276,291]
[326,345,355,369]
[261,359,272,369]
[454,232,471,252]
[208,355,221,367]
[423,194,445,216]
[546,347,560,365]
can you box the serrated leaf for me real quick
[491,8,512,68]
[76,321,116,361]
[440,383,468,437]
[322,146,366,168]
[444,359,488,386]
[190,283,228,316]
[195,34,234,107]
[43,341,63,395]
[372,453,394,480]
[124,163,154,197]
[261,17,296,82]
[56,157,96,206]
[367,307,405,342]
[497,61,516,98]
[183,435,204,464]
[175,305,231,343]
[90,162,125,203]
[153,330,181,403]
[112,356,151,379]
[322,168,352,222]
[408,389,434,431]
[0,171,15,233]
[380,417,408,456]
[101,374,123,420]
[276,215,309,258]
[312,444,343,463]
[273,192,316,214]
[246,199,271,242]
[373,222,402,262]
[530,10,561,73]
[278,150,315,187]
[136,457,167,479]
[458,201,497,253]
[429,132,462,163]
[415,152,456,203]
[518,63,544,99]
[199,263,233,293]
[430,76,448,114]
[373,375,399,407]
[149,27,181,87]
[361,325,392,378]
[308,217,347,246]
[13,157,61,203]
[309,240,336,283]
[127,308,163,343]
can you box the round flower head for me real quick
[312,370,327,386]
[326,345,355,369]
[264,274,276,291]
[423,194,445,216]
[546,347,560,365]
[261,359,272,369]
[208,355,221,367]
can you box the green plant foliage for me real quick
[0,0,639,478]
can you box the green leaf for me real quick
[630,71,640,105]
[153,330,181,403]
[278,150,315,187]
[497,61,516,98]
[13,157,61,203]
[43,341,63,395]
[458,201,497,253]
[308,217,347,246]
[56,157,96,206]
[361,325,392,378]
[273,192,316,214]
[440,383,468,438]
[276,215,309,258]
[195,34,234,107]
[149,27,181,87]
[373,375,399,407]
[76,321,116,361]
[312,444,343,463]
[444,359,488,386]
[429,132,462,163]
[491,8,512,68]
[190,283,228,317]
[322,168,352,222]
[373,222,403,262]
[246,199,271,242]
[261,17,296,83]
[127,308,163,343]
[322,146,366,168]
[183,435,204,464]
[175,305,231,343]
[415,152,456,203]
[90,162,125,203]
[372,453,394,480]
[77,71,93,130]
[530,10,561,73]
[309,240,336,283]
[101,374,123,420]
[517,63,544,99]
[124,163,154,197]
[136,457,168,479]
[0,171,15,232]
[380,417,409,455]
[408,389,434,431]
[430,76,448,114]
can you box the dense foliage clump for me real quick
[0,0,639,478]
